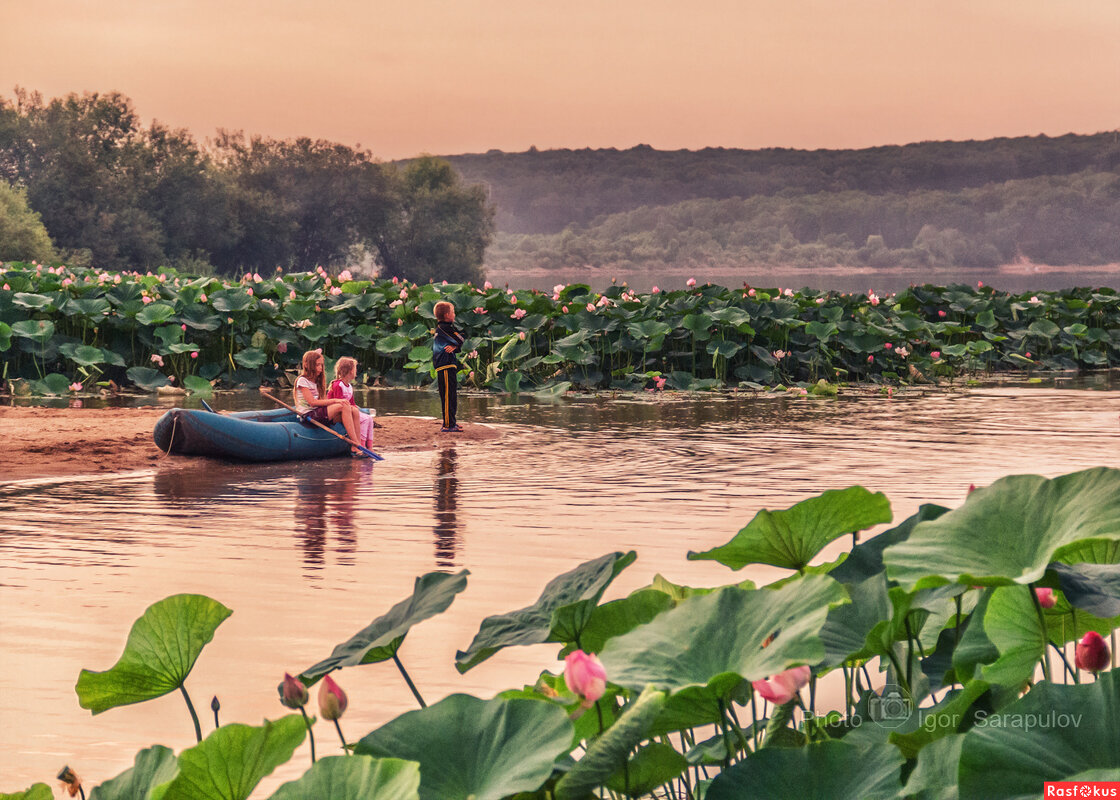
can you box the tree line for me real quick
[445,134,1120,235]
[484,170,1120,273]
[0,88,493,282]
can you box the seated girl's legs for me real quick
[327,402,362,451]
[357,410,373,448]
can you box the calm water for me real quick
[2,384,1119,792]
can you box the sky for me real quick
[2,0,1118,160]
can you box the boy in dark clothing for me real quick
[432,301,465,432]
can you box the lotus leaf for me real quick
[126,366,171,391]
[354,694,573,800]
[268,756,420,800]
[0,786,53,800]
[76,594,232,713]
[89,745,178,800]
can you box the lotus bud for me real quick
[686,278,696,287]
[1076,631,1111,674]
[279,672,309,709]
[319,674,348,720]
[57,766,82,798]
[930,350,941,359]
[564,650,607,707]
[752,665,811,705]
[1035,587,1056,609]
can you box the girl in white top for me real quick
[294,350,366,457]
[328,356,374,450]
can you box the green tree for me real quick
[0,180,54,262]
[372,156,494,284]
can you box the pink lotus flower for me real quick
[968,484,977,494]
[896,347,908,358]
[938,310,947,318]
[399,288,408,299]
[338,270,352,282]
[243,272,252,282]
[392,276,399,284]
[246,288,253,296]
[867,355,874,363]
[330,286,342,295]
[512,308,527,319]
[319,674,348,720]
[62,277,73,287]
[142,295,153,304]
[277,341,288,354]
[977,281,984,288]
[468,370,475,379]
[181,324,187,331]
[289,290,297,299]
[253,273,262,282]
[151,354,164,366]
[686,278,697,287]
[68,382,82,392]
[483,280,492,290]
[518,331,526,340]
[1025,352,1032,358]
[509,294,518,304]
[654,376,666,390]
[325,277,332,287]
[2,284,8,291]
[815,297,825,304]
[748,288,756,296]
[930,350,941,359]
[651,285,660,294]
[397,318,404,326]
[586,303,595,312]
[1076,631,1111,673]
[565,650,607,707]
[870,295,880,306]
[1035,587,1056,609]
[279,673,309,708]
[474,307,486,314]
[753,665,811,705]
[199,293,207,302]
[561,305,569,313]
[191,351,199,359]
[553,284,565,294]
[884,343,893,350]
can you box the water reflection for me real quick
[294,460,368,574]
[433,448,460,567]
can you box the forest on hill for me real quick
[443,134,1120,274]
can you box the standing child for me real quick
[328,356,375,451]
[294,350,366,457]
[432,301,464,432]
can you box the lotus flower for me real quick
[512,308,527,319]
[564,650,607,707]
[686,278,696,287]
[151,354,164,366]
[474,306,486,314]
[938,310,947,318]
[319,674,348,720]
[753,665,811,705]
[483,280,492,289]
[867,355,874,363]
[884,342,893,350]
[1034,587,1056,608]
[338,270,352,282]
[562,305,569,313]
[279,673,309,708]
[199,293,207,302]
[930,350,941,359]
[277,341,288,354]
[191,351,199,359]
[654,376,666,390]
[586,303,595,312]
[68,382,82,392]
[142,295,153,304]
[518,331,526,340]
[553,283,565,294]
[896,347,909,358]
[509,294,518,303]
[1076,631,1111,673]
[330,286,342,295]
[2,284,8,291]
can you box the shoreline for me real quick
[0,407,500,484]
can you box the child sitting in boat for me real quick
[294,350,366,457]
[327,356,375,452]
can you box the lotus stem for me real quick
[391,653,427,708]
[750,690,761,751]
[1026,583,1052,682]
[333,718,349,753]
[726,701,750,756]
[1050,643,1077,682]
[761,698,796,749]
[716,698,734,767]
[299,706,316,763]
[885,648,911,698]
[179,685,203,743]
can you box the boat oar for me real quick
[260,391,384,461]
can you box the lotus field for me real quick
[1,262,1118,396]
[7,467,1120,799]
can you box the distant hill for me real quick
[441,133,1120,235]
[428,133,1120,275]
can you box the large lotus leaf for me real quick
[76,594,232,713]
[89,745,178,800]
[11,319,54,343]
[603,742,689,797]
[0,321,10,351]
[29,373,70,396]
[501,671,621,743]
[354,694,573,800]
[1027,319,1061,338]
[183,375,214,397]
[558,588,675,657]
[233,348,268,368]
[1042,591,1120,647]
[829,504,949,584]
[884,468,1120,590]
[555,686,667,800]
[889,680,990,758]
[689,486,892,571]
[959,669,1120,800]
[376,333,412,355]
[1048,562,1120,618]
[70,297,112,318]
[160,716,305,800]
[178,305,222,331]
[208,289,254,313]
[0,786,53,800]
[496,337,531,362]
[268,755,420,800]
[11,292,54,310]
[600,575,847,695]
[705,740,904,800]
[126,366,172,391]
[299,570,469,685]
[136,303,177,326]
[66,343,108,366]
[819,574,892,667]
[901,734,964,800]
[455,552,636,672]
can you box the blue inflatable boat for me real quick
[153,406,373,462]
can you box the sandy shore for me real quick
[0,406,500,483]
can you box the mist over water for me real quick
[1,386,1118,791]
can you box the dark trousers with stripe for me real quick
[437,365,458,428]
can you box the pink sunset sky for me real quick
[2,0,1118,160]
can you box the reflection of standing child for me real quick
[432,301,464,432]
[327,356,375,451]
